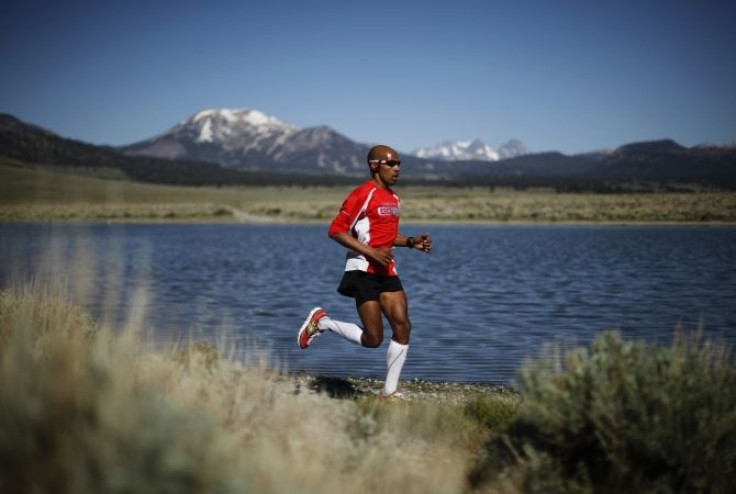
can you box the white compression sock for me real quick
[383,340,409,396]
[318,316,364,346]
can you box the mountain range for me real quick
[2,109,736,189]
[124,108,529,169]
[413,138,527,161]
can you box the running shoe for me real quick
[378,390,407,403]
[298,307,327,349]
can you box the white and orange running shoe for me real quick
[378,390,407,403]
[298,307,327,349]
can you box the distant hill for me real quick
[588,139,736,183]
[2,112,736,189]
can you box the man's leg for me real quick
[379,290,411,344]
[379,290,411,396]
[315,297,384,347]
[317,314,364,345]
[354,298,384,348]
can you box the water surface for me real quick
[1,223,734,385]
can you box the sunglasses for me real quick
[369,159,401,167]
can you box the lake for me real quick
[1,222,735,386]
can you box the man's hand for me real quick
[331,232,396,267]
[413,233,432,253]
[367,246,395,267]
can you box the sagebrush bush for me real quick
[470,331,736,494]
[464,393,521,432]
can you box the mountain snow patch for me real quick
[197,118,213,142]
[414,138,528,161]
[414,138,499,161]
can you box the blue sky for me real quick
[1,0,735,155]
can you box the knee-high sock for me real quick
[318,316,363,346]
[383,339,409,395]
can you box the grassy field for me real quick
[1,283,733,494]
[2,160,736,223]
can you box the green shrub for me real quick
[470,331,736,494]
[464,393,521,431]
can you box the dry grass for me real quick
[0,284,517,494]
[2,161,736,223]
[401,188,736,223]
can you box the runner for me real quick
[297,144,432,401]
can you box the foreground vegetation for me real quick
[472,333,736,493]
[1,285,734,493]
[2,161,736,223]
[0,286,515,494]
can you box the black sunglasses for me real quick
[369,159,401,167]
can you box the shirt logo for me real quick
[377,204,400,216]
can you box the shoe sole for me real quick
[297,307,323,349]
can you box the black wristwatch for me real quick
[406,236,415,248]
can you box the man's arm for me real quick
[328,185,396,265]
[329,232,395,267]
[394,233,432,253]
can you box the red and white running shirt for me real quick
[328,180,401,276]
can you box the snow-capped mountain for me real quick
[497,139,528,159]
[190,108,296,145]
[413,138,499,161]
[122,108,370,174]
[413,138,529,162]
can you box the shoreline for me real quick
[274,373,519,404]
[2,216,736,227]
[4,163,736,225]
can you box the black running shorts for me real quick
[337,270,404,301]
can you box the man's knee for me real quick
[391,319,411,345]
[401,319,412,333]
[362,332,383,348]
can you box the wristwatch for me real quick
[406,236,415,248]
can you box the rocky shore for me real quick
[276,373,519,405]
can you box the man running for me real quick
[297,144,432,401]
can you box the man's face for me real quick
[371,159,401,186]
